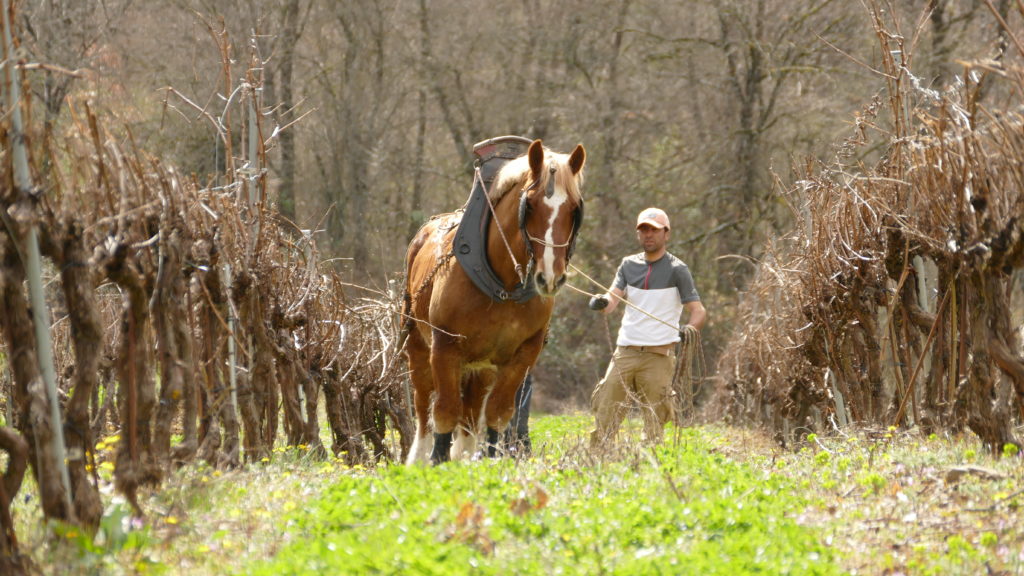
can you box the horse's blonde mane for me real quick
[489,149,583,204]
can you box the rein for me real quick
[566,262,680,332]
[525,234,574,249]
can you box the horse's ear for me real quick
[528,139,545,175]
[568,144,586,175]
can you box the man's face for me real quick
[636,224,669,253]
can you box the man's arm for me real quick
[682,300,706,330]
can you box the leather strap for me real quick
[454,175,538,303]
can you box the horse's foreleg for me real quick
[485,427,502,458]
[483,378,522,455]
[430,431,452,464]
[429,335,463,463]
[485,338,545,456]
[452,370,494,460]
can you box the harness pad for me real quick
[453,136,538,303]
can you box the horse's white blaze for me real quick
[540,189,568,288]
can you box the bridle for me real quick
[478,163,583,287]
[516,166,584,283]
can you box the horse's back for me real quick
[406,213,459,280]
[404,212,461,323]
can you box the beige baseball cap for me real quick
[636,207,670,230]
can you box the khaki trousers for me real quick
[590,345,676,448]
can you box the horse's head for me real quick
[517,139,586,297]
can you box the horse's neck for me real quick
[486,192,528,286]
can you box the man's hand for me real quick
[588,295,610,311]
[679,324,699,345]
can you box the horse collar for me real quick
[454,177,539,303]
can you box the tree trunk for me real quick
[196,262,223,465]
[237,272,275,462]
[960,273,1017,454]
[38,221,103,529]
[0,230,70,522]
[271,0,302,222]
[0,426,29,574]
[174,282,199,464]
[276,341,305,446]
[152,227,195,467]
[104,244,159,513]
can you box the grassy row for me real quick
[16,413,1022,574]
[245,415,838,575]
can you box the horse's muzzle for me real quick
[534,271,567,296]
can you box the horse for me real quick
[403,138,586,464]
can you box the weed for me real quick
[858,472,887,495]
[244,419,840,575]
[13,414,1023,575]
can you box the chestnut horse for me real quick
[403,139,586,464]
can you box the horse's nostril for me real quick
[536,272,546,287]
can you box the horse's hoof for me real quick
[431,431,453,464]
[485,427,500,458]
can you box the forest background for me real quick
[25,0,1016,409]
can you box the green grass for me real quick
[244,415,838,575]
[13,414,1024,575]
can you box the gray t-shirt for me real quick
[612,253,699,346]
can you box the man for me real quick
[587,207,707,448]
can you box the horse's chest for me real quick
[468,317,533,352]
[427,304,545,359]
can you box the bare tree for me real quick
[19,1,134,125]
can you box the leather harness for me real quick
[453,136,583,303]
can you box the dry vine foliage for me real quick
[0,97,411,549]
[715,6,1024,453]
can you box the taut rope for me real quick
[567,262,680,332]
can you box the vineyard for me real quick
[717,8,1024,454]
[1,1,1024,574]
[0,5,412,572]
